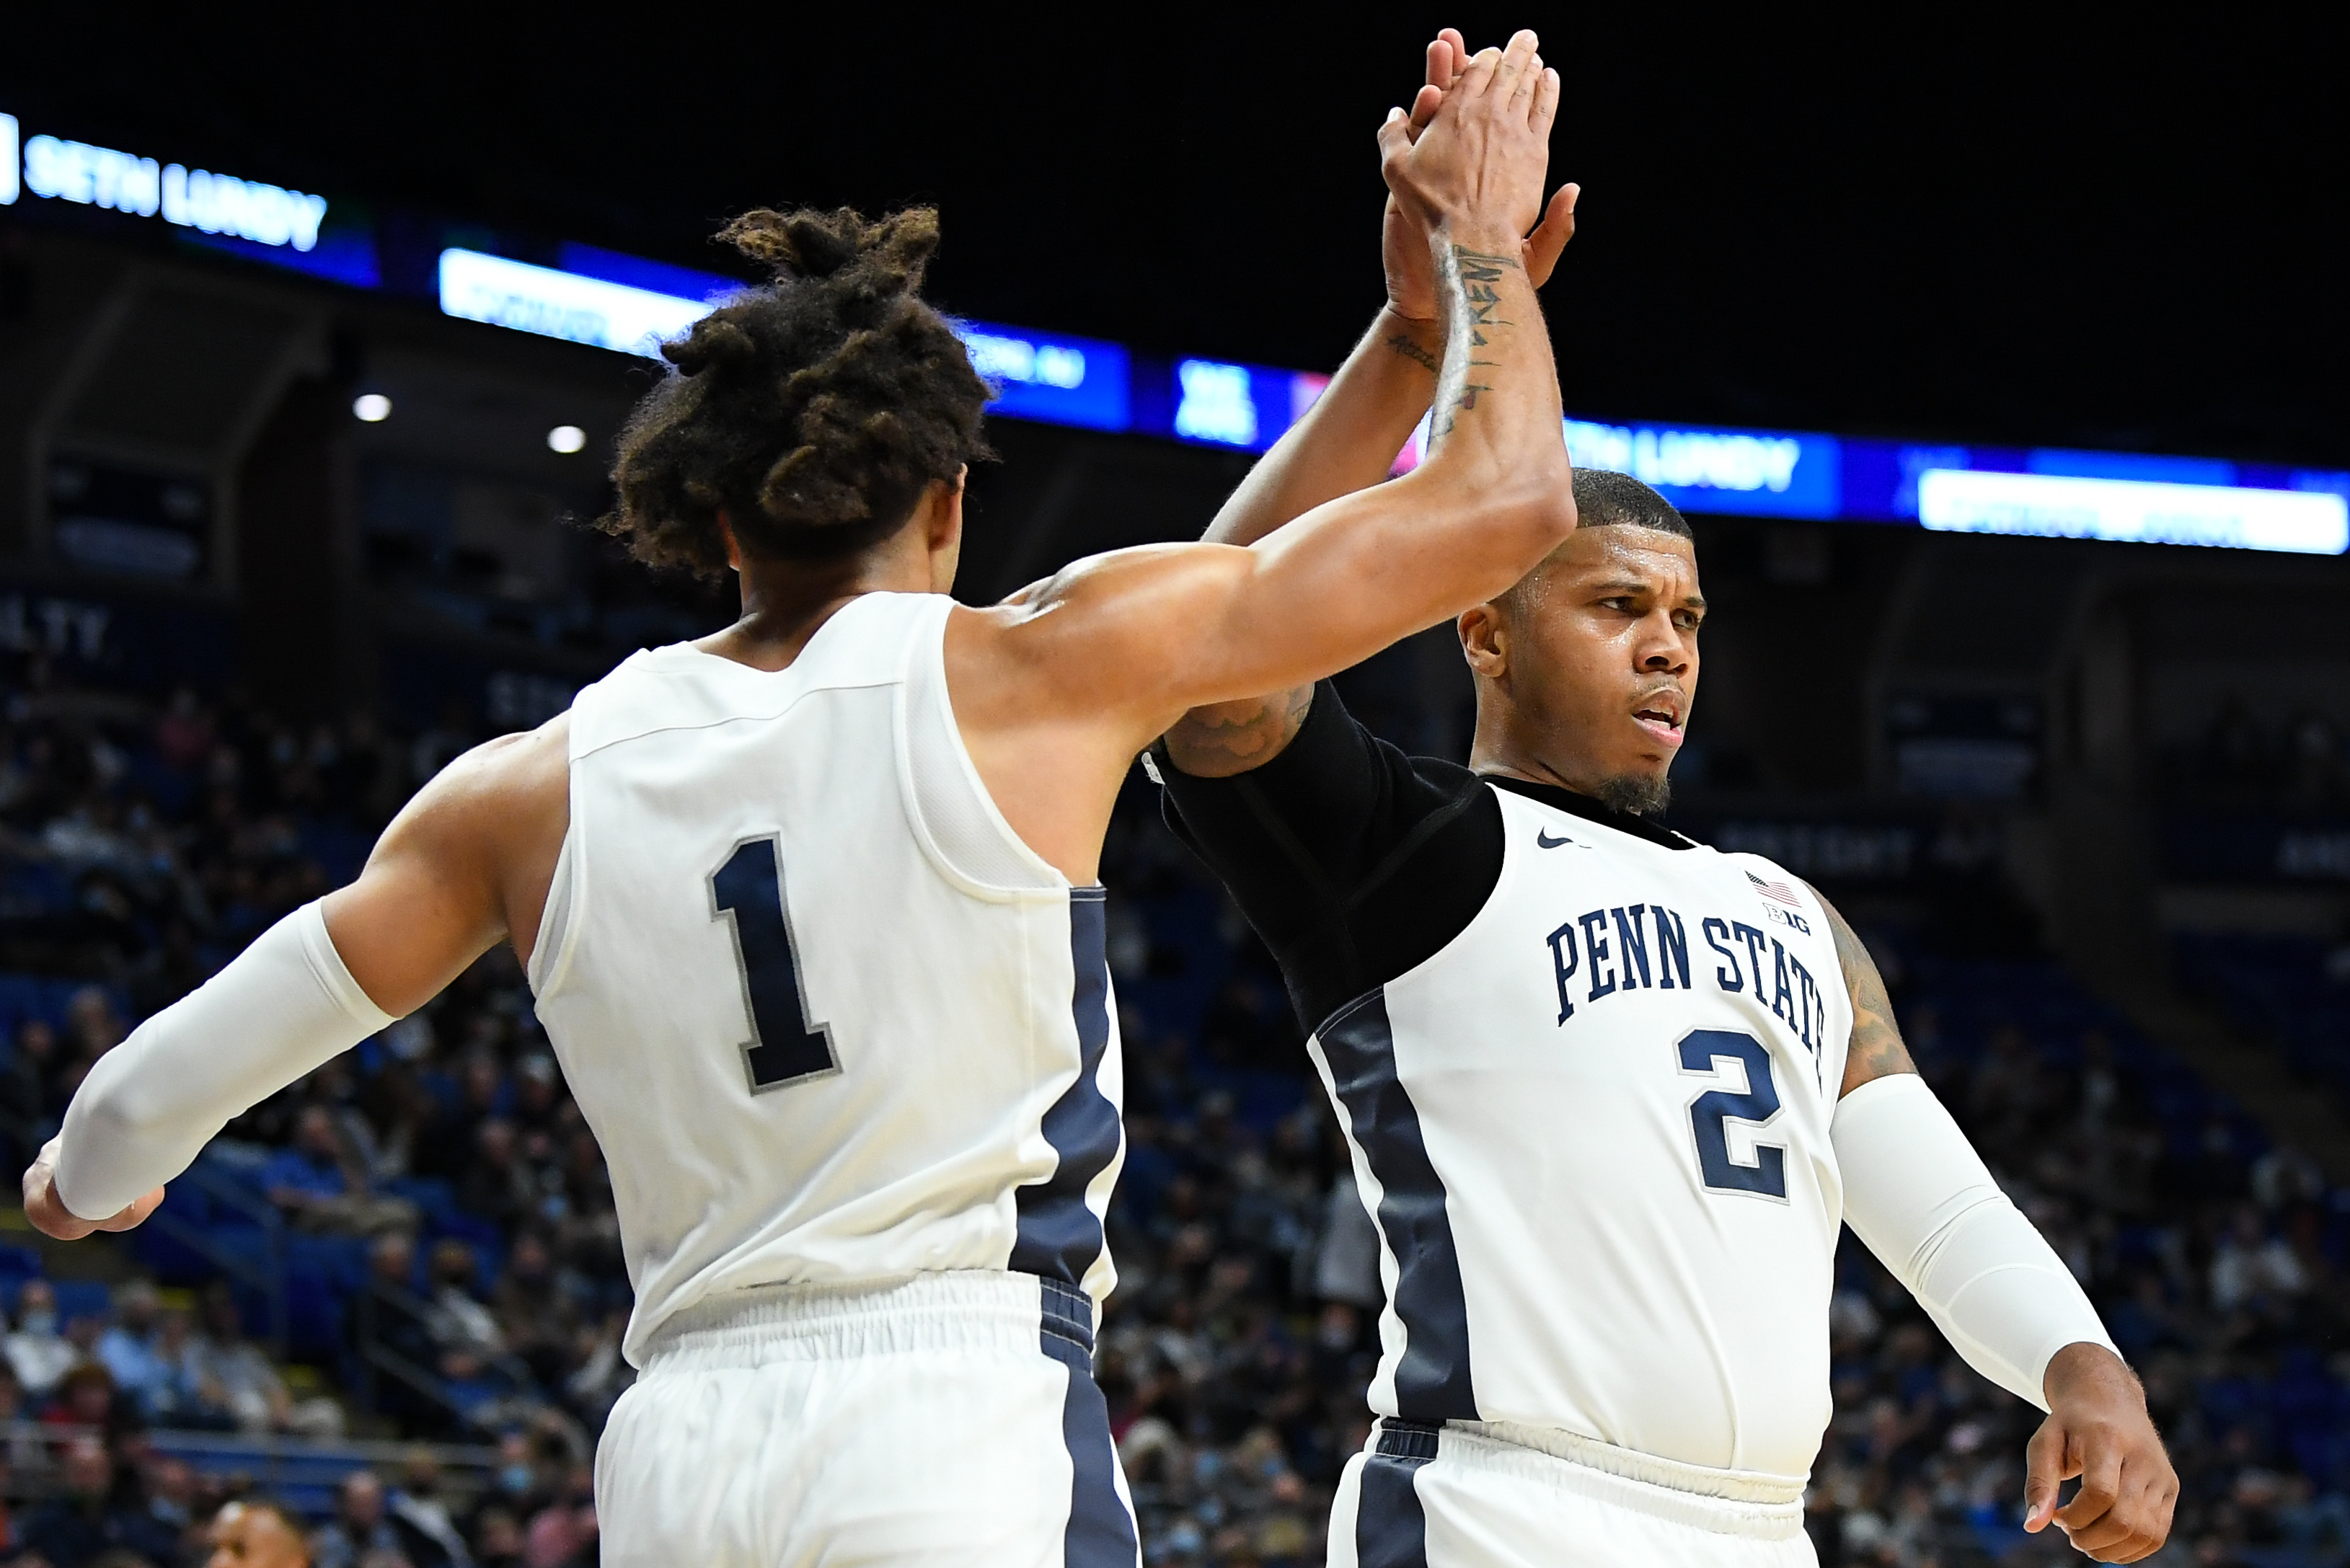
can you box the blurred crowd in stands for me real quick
[0,657,2343,1564]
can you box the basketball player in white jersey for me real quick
[1150,33,2175,1564]
[17,32,1583,1568]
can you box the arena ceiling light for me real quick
[547,425,586,454]
[352,394,392,423]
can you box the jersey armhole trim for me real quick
[893,602,1070,903]
[526,780,585,1000]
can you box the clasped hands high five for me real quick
[1379,27,1581,322]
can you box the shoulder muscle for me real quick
[1811,885,1917,1097]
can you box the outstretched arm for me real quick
[956,32,1578,848]
[22,722,566,1236]
[1819,891,2175,1562]
[1168,31,1577,779]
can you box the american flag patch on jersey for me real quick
[1747,871,1803,906]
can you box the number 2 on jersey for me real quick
[710,836,838,1094]
[1679,1029,1787,1199]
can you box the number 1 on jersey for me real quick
[710,836,838,1094]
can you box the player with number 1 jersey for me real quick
[21,34,1587,1568]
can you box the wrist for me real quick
[2043,1340,2136,1409]
[1378,301,1444,334]
[1434,218,1527,260]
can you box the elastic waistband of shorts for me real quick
[640,1271,1090,1371]
[1376,1419,1808,1539]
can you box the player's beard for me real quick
[1594,773,1671,818]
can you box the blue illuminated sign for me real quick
[1,107,329,251]
[438,249,713,357]
[957,319,1129,433]
[557,242,740,305]
[1917,469,2349,554]
[1563,418,1842,520]
[17,130,2333,557]
[1175,360,1258,446]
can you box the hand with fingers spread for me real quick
[2023,1343,2178,1562]
[23,1135,164,1240]
[1380,27,1578,321]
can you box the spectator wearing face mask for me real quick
[6,1280,77,1401]
[94,1280,167,1408]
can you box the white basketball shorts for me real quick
[1328,1417,1816,1567]
[597,1271,1141,1567]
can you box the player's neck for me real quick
[697,539,941,673]
[1467,712,1604,799]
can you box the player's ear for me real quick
[1459,602,1509,681]
[924,470,966,593]
[717,511,746,572]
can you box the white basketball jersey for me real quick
[529,592,1124,1364]
[1315,787,1853,1479]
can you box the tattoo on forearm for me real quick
[1431,246,1519,440]
[1386,332,1441,376]
[1820,894,1916,1090]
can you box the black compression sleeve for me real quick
[1158,683,1503,1034]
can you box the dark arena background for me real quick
[0,11,2346,1567]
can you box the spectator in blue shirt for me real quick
[94,1280,170,1417]
[260,1106,414,1236]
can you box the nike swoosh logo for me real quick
[1536,830,1575,849]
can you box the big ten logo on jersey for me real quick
[1543,900,1830,1068]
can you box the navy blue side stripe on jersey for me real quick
[1356,1420,1436,1568]
[1038,1277,1140,1568]
[1318,990,1477,1420]
[1012,887,1121,1286]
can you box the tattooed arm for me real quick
[1815,888,1918,1094]
[1167,32,1577,780]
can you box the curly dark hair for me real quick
[601,205,993,577]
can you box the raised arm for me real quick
[1205,30,1578,554]
[1167,32,1577,778]
[953,34,1577,865]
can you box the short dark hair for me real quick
[1495,469,1692,622]
[1572,469,1689,537]
[601,206,994,577]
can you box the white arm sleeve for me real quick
[53,900,394,1220]
[1834,1072,2118,1411]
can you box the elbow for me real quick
[1486,471,1580,573]
[69,1058,185,1148]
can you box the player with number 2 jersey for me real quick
[1156,51,2178,1550]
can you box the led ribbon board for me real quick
[960,321,1129,432]
[438,249,717,357]
[1,108,327,250]
[1917,469,2350,556]
[1564,418,1842,520]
